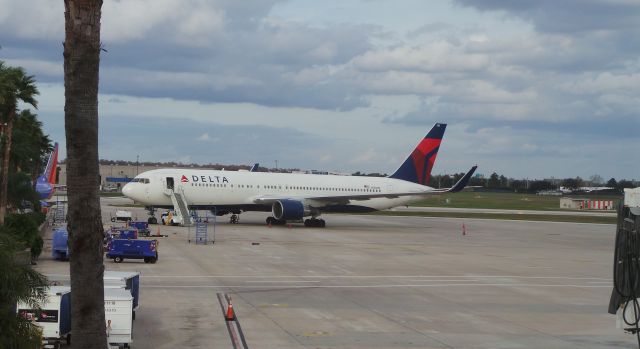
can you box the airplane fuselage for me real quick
[124,169,430,213]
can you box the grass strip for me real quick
[364,210,616,224]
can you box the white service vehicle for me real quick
[104,271,141,320]
[111,210,132,222]
[16,286,72,349]
[104,288,133,348]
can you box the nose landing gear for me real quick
[146,206,158,224]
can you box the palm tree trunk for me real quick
[63,1,107,348]
[0,107,15,225]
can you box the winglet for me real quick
[447,165,477,193]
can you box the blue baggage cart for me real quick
[52,228,69,260]
[106,239,158,264]
[115,228,138,240]
[128,221,150,236]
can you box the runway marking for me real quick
[407,279,479,282]
[244,280,320,283]
[144,283,611,289]
[525,266,553,269]
[140,275,611,280]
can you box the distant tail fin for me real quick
[45,143,59,185]
[36,142,58,199]
[389,123,446,186]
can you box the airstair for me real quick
[53,200,66,223]
[169,189,193,226]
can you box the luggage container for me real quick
[106,239,158,264]
[104,288,133,348]
[104,271,140,319]
[52,228,69,261]
[17,286,71,348]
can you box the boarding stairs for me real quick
[53,200,66,223]
[169,189,193,226]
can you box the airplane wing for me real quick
[253,165,477,206]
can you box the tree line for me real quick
[430,172,637,193]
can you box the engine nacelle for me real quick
[272,199,309,221]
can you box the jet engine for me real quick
[272,199,310,221]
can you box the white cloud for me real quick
[3,0,639,179]
[2,58,62,78]
[0,0,63,40]
[351,41,490,73]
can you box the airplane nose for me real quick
[122,183,135,199]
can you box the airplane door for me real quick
[166,177,174,190]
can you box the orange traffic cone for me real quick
[226,297,235,321]
[156,226,161,237]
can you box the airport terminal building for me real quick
[57,164,220,191]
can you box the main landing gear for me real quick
[265,217,326,227]
[304,218,326,228]
[266,217,286,226]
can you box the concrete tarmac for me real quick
[36,199,633,348]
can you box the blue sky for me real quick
[1,0,638,180]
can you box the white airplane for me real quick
[122,123,477,227]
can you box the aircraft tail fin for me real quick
[35,143,58,199]
[389,123,446,186]
[45,143,59,185]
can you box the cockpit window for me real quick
[131,178,150,184]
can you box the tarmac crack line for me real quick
[229,286,311,348]
[340,288,456,349]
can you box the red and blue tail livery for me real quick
[389,123,446,186]
[35,142,59,200]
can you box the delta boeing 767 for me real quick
[122,123,476,227]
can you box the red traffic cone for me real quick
[156,226,161,237]
[226,297,235,321]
